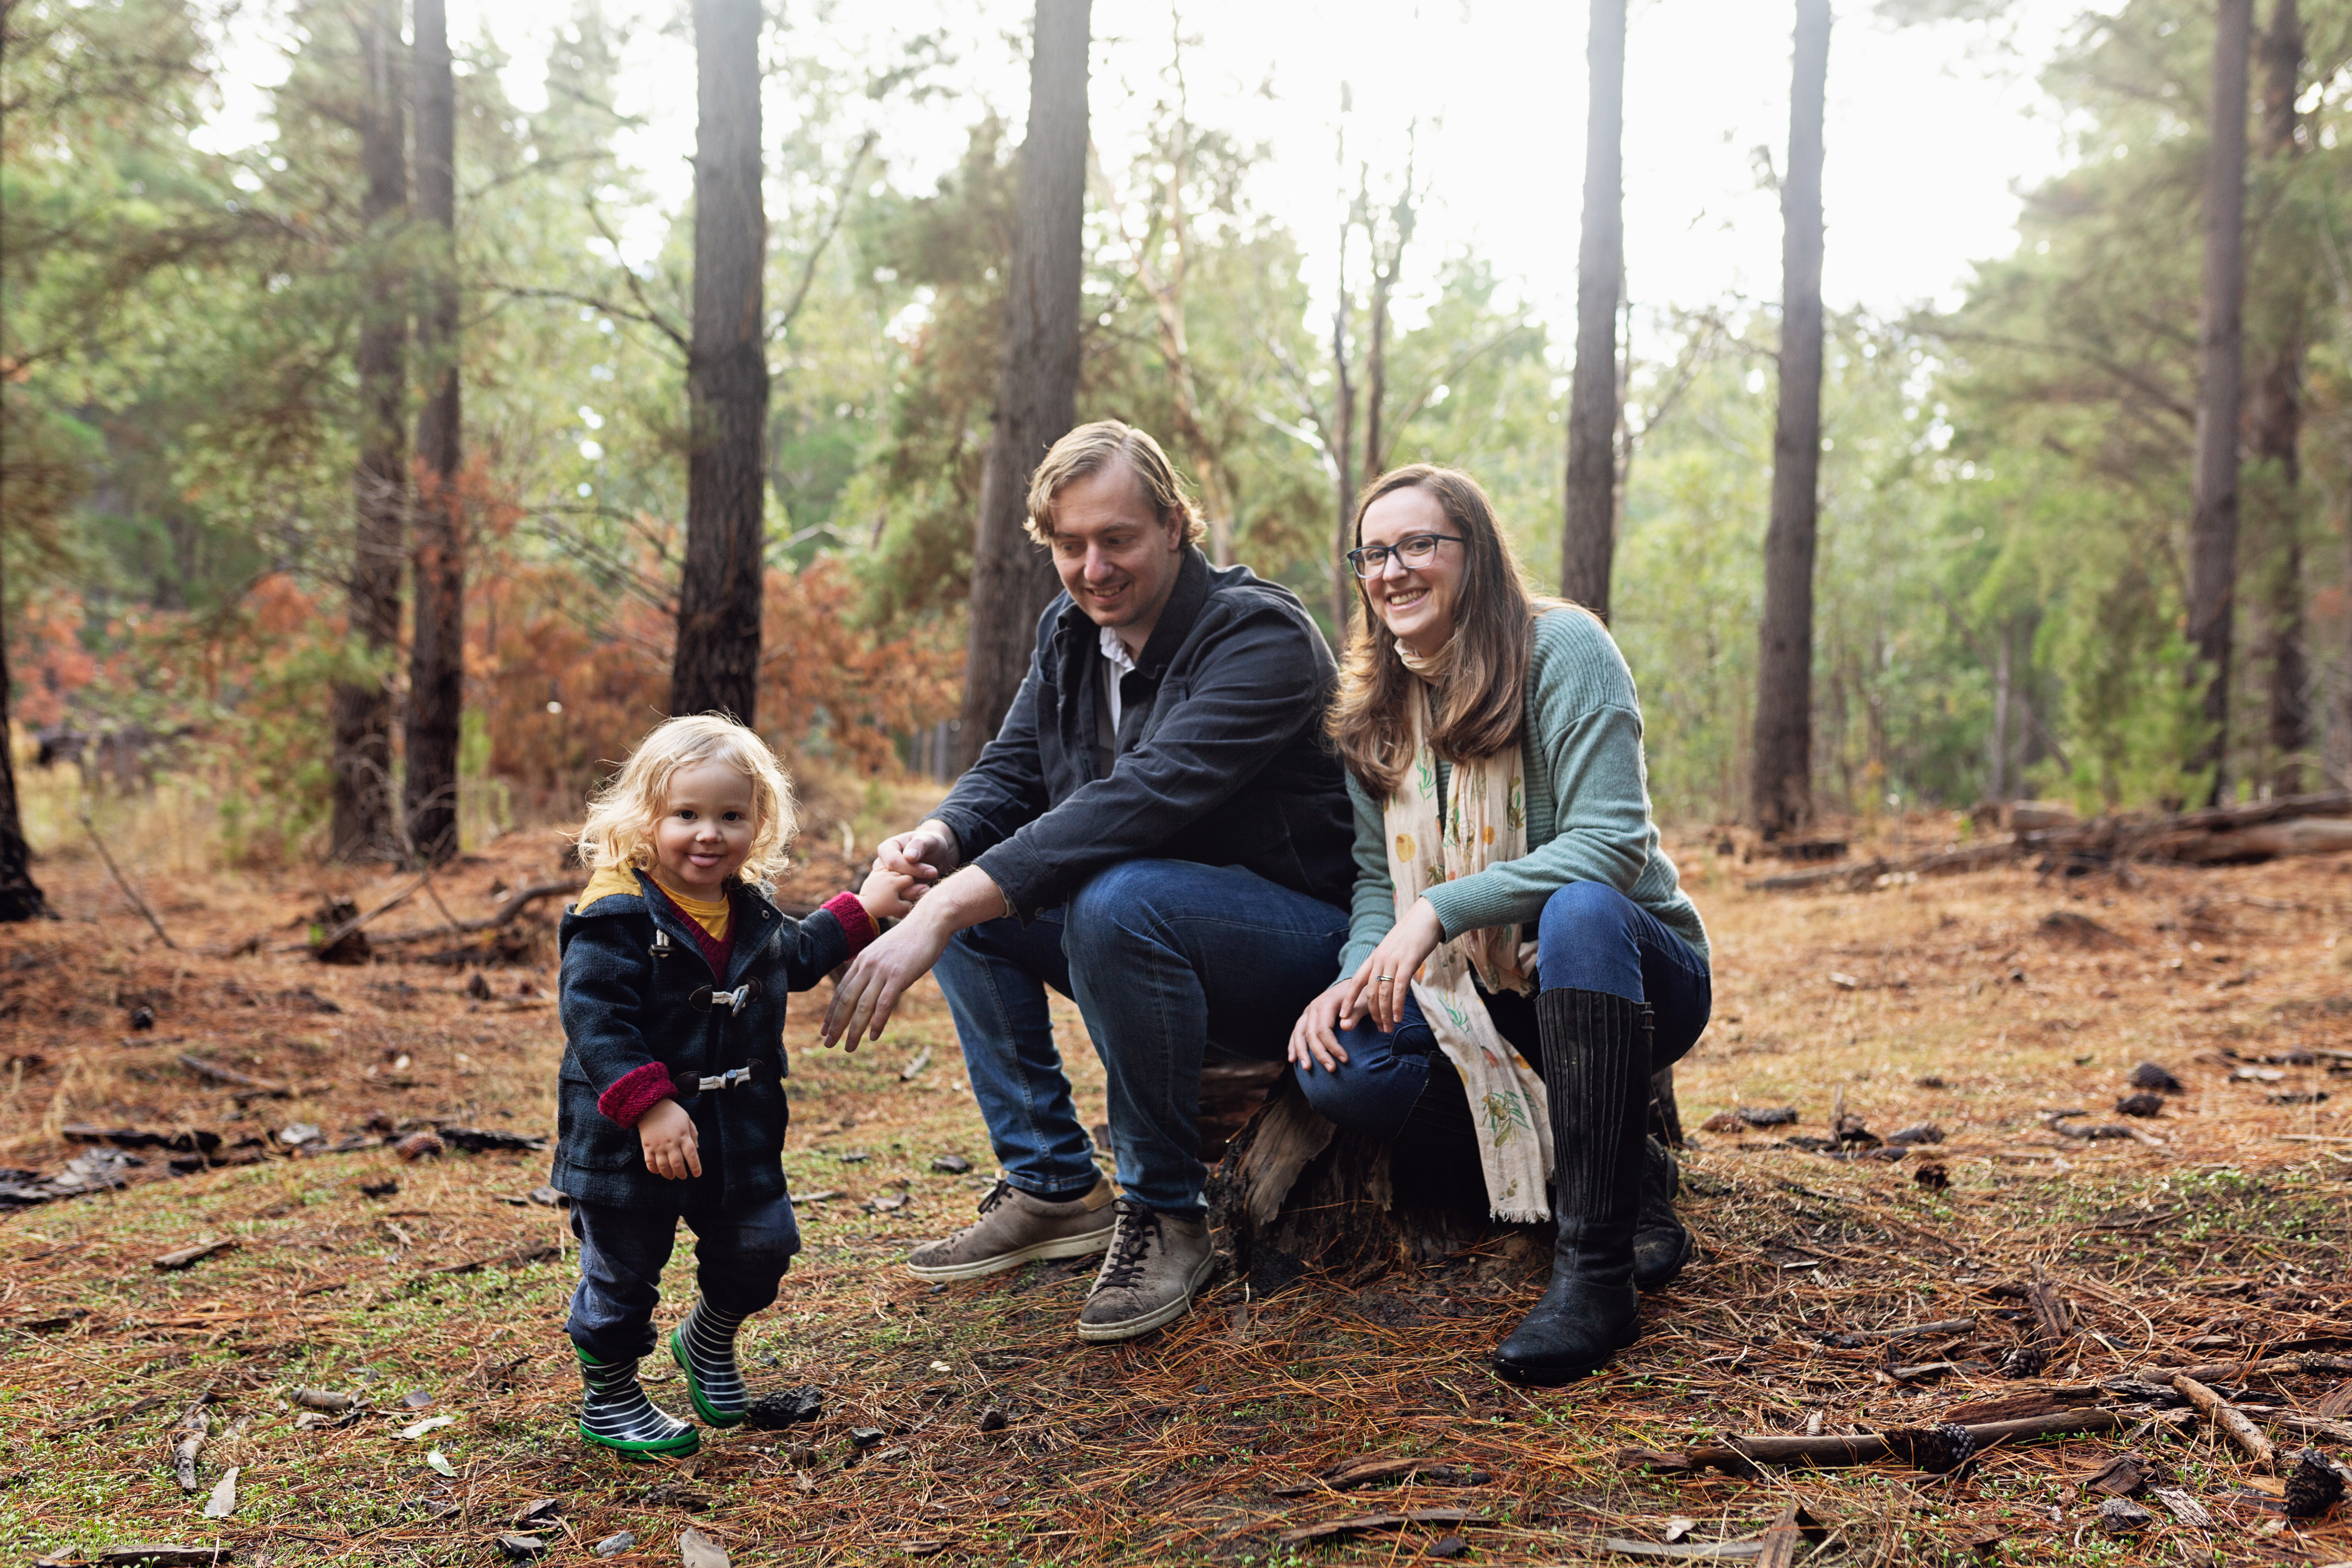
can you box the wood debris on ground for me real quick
[4,822,2351,1562]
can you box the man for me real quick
[818,420,1353,1342]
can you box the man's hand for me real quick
[638,1098,702,1180]
[819,864,1006,1052]
[1287,971,1372,1074]
[873,820,958,902]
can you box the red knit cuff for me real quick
[597,1062,677,1129]
[824,890,879,955]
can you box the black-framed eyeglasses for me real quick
[1347,533,1466,578]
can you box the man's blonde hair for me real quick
[1023,420,1207,548]
[575,714,799,884]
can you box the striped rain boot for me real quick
[669,1297,749,1428]
[576,1347,699,1456]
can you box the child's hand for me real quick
[638,1098,702,1180]
[858,865,918,924]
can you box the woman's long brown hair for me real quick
[1327,465,1576,799]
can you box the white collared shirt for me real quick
[1100,624,1138,733]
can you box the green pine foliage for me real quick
[8,0,2352,844]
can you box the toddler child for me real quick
[552,714,910,1455]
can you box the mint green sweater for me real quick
[1338,608,1709,980]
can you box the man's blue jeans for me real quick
[932,859,1348,1214]
[1295,882,1712,1140]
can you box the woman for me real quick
[1287,465,1710,1386]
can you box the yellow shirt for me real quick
[575,864,731,942]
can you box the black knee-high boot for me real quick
[1492,987,1651,1385]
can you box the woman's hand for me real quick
[637,1098,702,1180]
[1287,973,1370,1074]
[1355,898,1446,1032]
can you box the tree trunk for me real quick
[2255,0,2307,794]
[670,0,769,727]
[0,548,49,922]
[953,0,1091,771]
[1329,180,1357,637]
[1561,0,1626,619]
[330,0,408,864]
[1989,622,2011,802]
[1749,0,1830,842]
[2187,0,2253,806]
[403,0,463,865]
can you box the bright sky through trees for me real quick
[200,0,2077,334]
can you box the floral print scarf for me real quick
[1381,641,1555,1222]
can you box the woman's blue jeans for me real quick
[1295,882,1711,1141]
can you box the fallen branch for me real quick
[1271,1509,1489,1548]
[154,1238,237,1271]
[1621,1407,2128,1477]
[2247,1407,2352,1443]
[1272,1456,1490,1495]
[2171,1373,2276,1472]
[1813,1316,1976,1346]
[2129,1353,2352,1385]
[288,874,430,956]
[176,1054,289,1097]
[364,877,586,950]
[80,804,178,949]
[1753,788,2352,895]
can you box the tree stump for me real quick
[1208,1061,1688,1292]
[1207,1072,1521,1294]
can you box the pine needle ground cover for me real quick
[3,825,2349,1565]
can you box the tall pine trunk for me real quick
[2187,0,2253,805]
[1328,152,1356,636]
[403,0,463,864]
[1749,0,1830,842]
[0,547,47,922]
[330,0,409,863]
[2255,0,2307,793]
[954,0,1091,769]
[1561,0,1626,619]
[670,0,769,726]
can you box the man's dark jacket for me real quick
[934,547,1354,918]
[550,871,859,1210]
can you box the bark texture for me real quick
[1209,1075,1520,1291]
[0,548,48,922]
[670,0,770,726]
[955,0,1091,770]
[1750,0,1830,841]
[404,0,464,865]
[1328,176,1357,635]
[2254,0,2307,793]
[2187,0,2253,804]
[1561,0,1627,619]
[330,0,408,863]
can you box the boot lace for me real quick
[942,1178,1011,1242]
[1094,1198,1159,1292]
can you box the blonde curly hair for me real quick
[575,715,798,884]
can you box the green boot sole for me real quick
[575,1416,700,1457]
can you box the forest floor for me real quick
[3,808,2351,1566]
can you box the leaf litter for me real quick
[5,826,2352,1562]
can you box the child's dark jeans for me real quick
[565,1193,800,1364]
